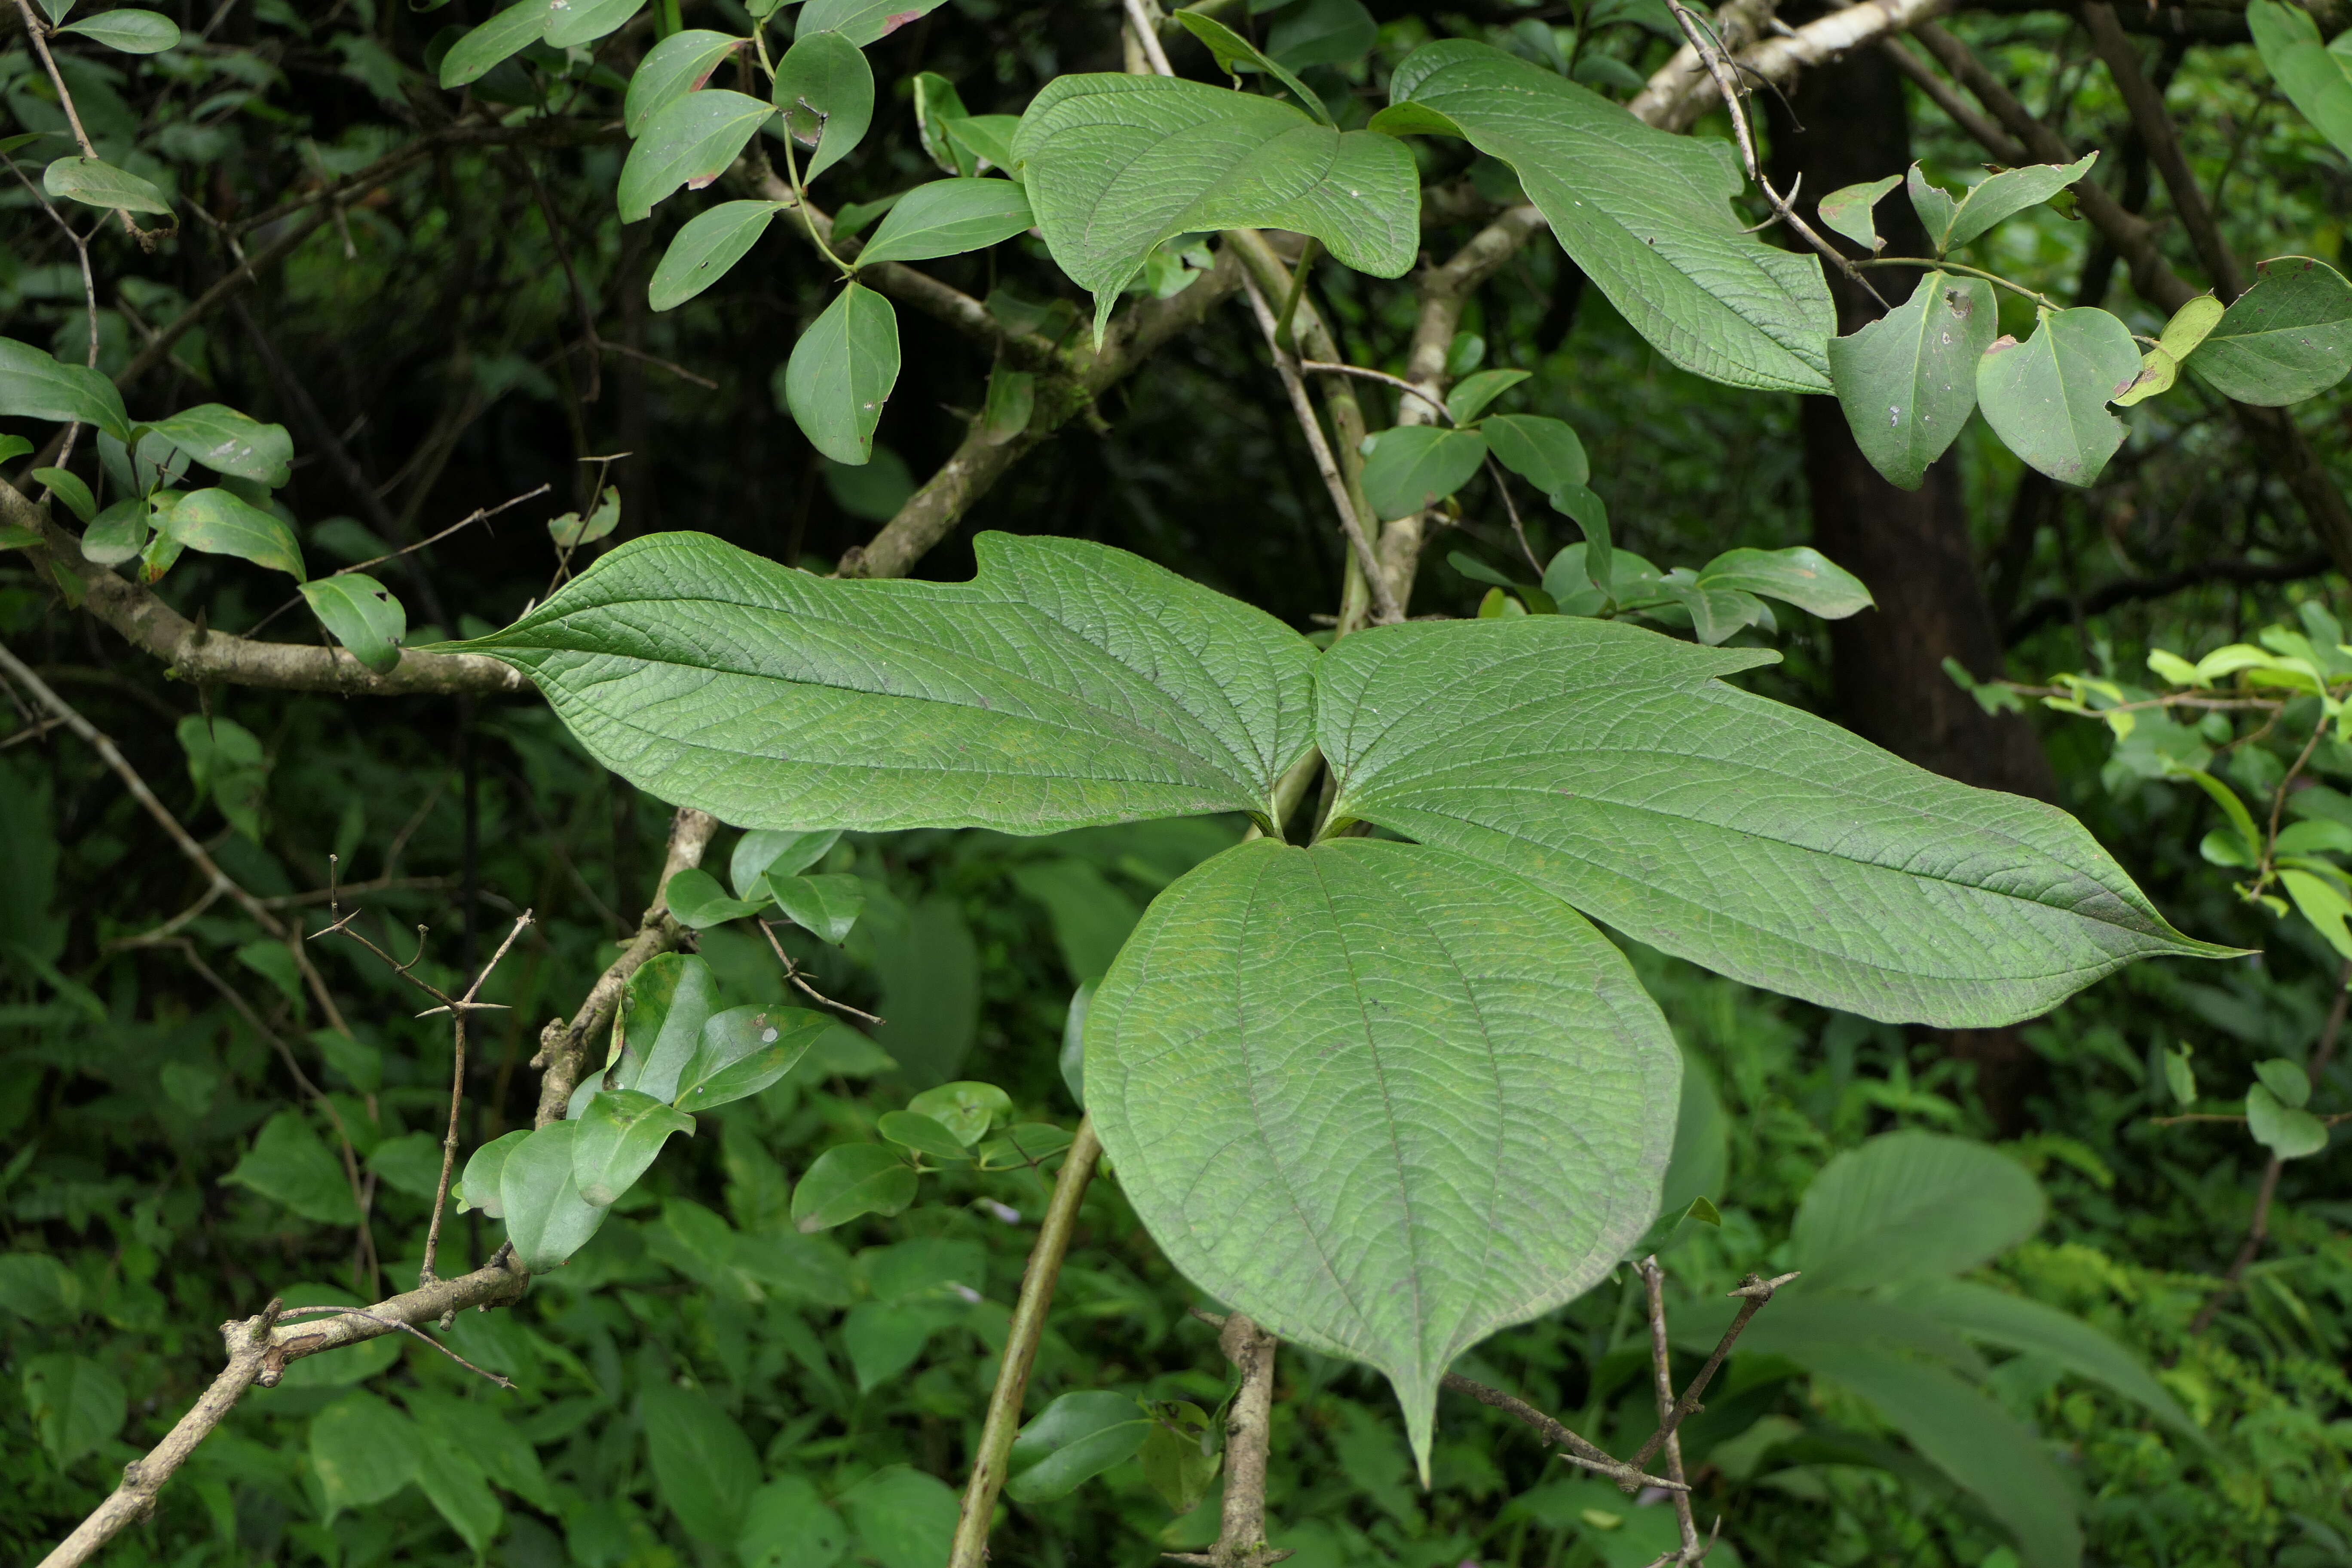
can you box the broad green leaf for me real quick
[1173,9,1330,122]
[572,1089,694,1206]
[1315,617,2230,1026]
[1829,272,1997,490]
[45,155,174,216]
[1268,0,1378,70]
[784,282,900,464]
[1005,1392,1153,1503]
[1480,413,1588,493]
[877,1109,971,1161]
[662,865,768,928]
[857,178,1034,266]
[0,1253,84,1325]
[1940,153,2098,250]
[144,403,293,485]
[797,0,949,45]
[1891,1277,2208,1446]
[649,200,786,311]
[2158,292,2226,360]
[1976,306,2141,487]
[944,113,1021,174]
[309,1392,420,1520]
[2188,255,2352,405]
[1804,1348,2080,1568]
[1792,1131,2043,1289]
[1361,425,1488,520]
[1445,368,1529,424]
[1011,74,1418,338]
[459,531,1318,834]
[845,1298,962,1388]
[737,1476,851,1568]
[455,1128,527,1217]
[673,1004,829,1111]
[415,1441,503,1553]
[2246,1081,2330,1158]
[57,8,179,52]
[1817,174,1900,251]
[1652,576,1769,646]
[765,871,866,943]
[498,1120,609,1270]
[31,467,94,523]
[623,31,743,138]
[905,1080,1012,1145]
[299,573,405,675]
[618,89,774,223]
[1547,490,1613,598]
[1693,546,1873,618]
[1681,1288,1988,1372]
[155,487,305,579]
[836,1467,958,1568]
[1087,835,1680,1475]
[639,1382,760,1543]
[2250,0,2352,161]
[732,828,841,895]
[2254,1056,2311,1108]
[792,1144,918,1231]
[0,336,132,440]
[772,29,873,184]
[224,1110,358,1225]
[1388,42,1834,393]
[612,953,720,1102]
[1139,1402,1221,1514]
[22,1354,125,1467]
[436,0,551,88]
[364,1133,442,1199]
[544,0,641,47]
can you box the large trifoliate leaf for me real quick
[1010,74,1418,339]
[1086,836,1679,1476]
[1314,617,2230,1027]
[1382,42,1834,393]
[459,531,1317,833]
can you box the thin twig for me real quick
[1236,273,1405,625]
[758,920,885,1026]
[1628,1268,1800,1471]
[1487,457,1543,576]
[594,340,720,390]
[1298,361,1454,421]
[422,911,535,1285]
[947,1117,1105,1568]
[273,1306,516,1387]
[10,0,152,244]
[1123,0,1176,76]
[1438,1373,1690,1491]
[1638,1258,1703,1559]
[246,485,551,639]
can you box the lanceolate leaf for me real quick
[1939,153,2097,251]
[857,179,1035,266]
[45,155,174,216]
[797,0,950,46]
[1385,41,1834,393]
[459,531,1317,833]
[57,8,180,52]
[144,404,294,485]
[437,0,551,88]
[1692,546,1872,618]
[772,29,873,184]
[618,90,775,223]
[673,1004,829,1111]
[543,0,641,48]
[784,282,899,464]
[1087,836,1680,1476]
[1975,307,2141,487]
[649,201,787,312]
[1828,272,1997,490]
[2249,0,2352,161]
[2188,255,2352,406]
[1361,426,1488,519]
[1314,617,2230,1027]
[1011,74,1418,338]
[0,337,131,441]
[155,487,305,579]
[623,31,743,138]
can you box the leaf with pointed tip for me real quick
[1976,306,2142,487]
[792,1144,918,1230]
[1173,10,1330,122]
[1940,153,2097,250]
[783,282,899,464]
[1693,546,1872,619]
[31,468,93,523]
[2188,255,2352,406]
[499,1121,609,1270]
[455,1130,528,1217]
[572,1090,694,1207]
[544,0,642,48]
[2250,0,2352,162]
[623,32,743,137]
[1315,616,2233,1026]
[797,0,948,45]
[618,90,775,223]
[662,866,769,928]
[44,156,174,216]
[1445,368,1529,424]
[145,404,294,486]
[877,1110,971,1161]
[1389,42,1834,393]
[1817,174,1900,251]
[1088,835,1678,1479]
[456,530,1318,835]
[1828,272,1997,490]
[857,178,1034,266]
[764,871,866,944]
[1005,1393,1154,1504]
[649,201,787,311]
[1010,74,1418,339]
[732,829,840,896]
[299,573,406,674]
[155,487,305,579]
[674,1004,829,1111]
[0,337,130,441]
[1361,426,1488,520]
[1905,164,1957,249]
[57,7,179,52]
[610,953,720,1102]
[772,29,873,184]
[1480,413,1588,494]
[438,0,551,88]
